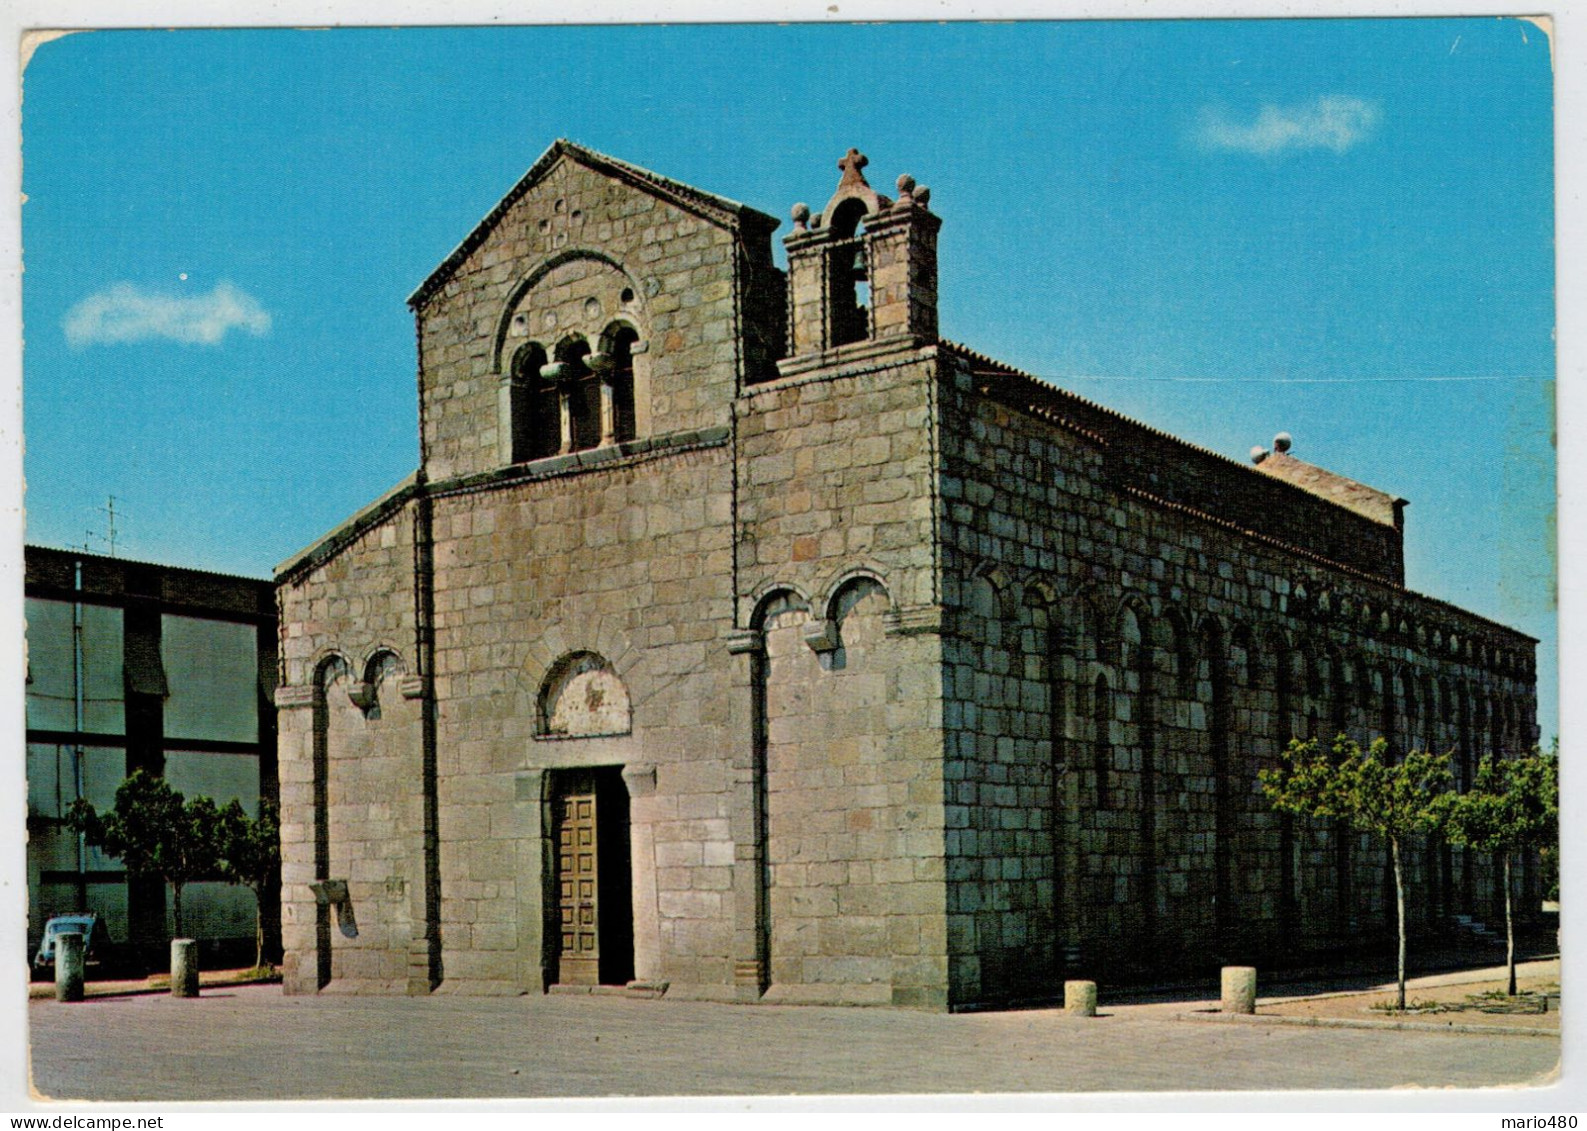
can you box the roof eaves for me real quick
[407,138,569,310]
[1123,487,1537,645]
[275,472,421,582]
[24,544,274,588]
[944,340,1404,529]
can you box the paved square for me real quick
[26,984,1559,1101]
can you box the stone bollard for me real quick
[54,932,85,1003]
[1221,966,1257,1014]
[1064,979,1098,1017]
[170,939,199,998]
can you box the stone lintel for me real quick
[774,335,931,381]
[310,879,349,907]
[514,770,545,803]
[783,226,836,253]
[621,763,658,798]
[885,604,949,636]
[802,618,840,653]
[724,629,763,655]
[399,674,429,700]
[863,204,943,238]
[274,684,316,710]
[346,680,377,713]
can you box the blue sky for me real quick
[18,20,1556,739]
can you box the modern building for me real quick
[25,545,279,970]
[274,142,1538,1008]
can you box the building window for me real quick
[555,338,601,453]
[826,198,870,348]
[511,323,648,465]
[605,324,639,444]
[511,343,557,463]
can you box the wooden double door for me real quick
[553,768,633,987]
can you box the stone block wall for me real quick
[736,348,950,1007]
[425,442,738,995]
[935,352,1538,998]
[276,501,422,995]
[757,590,946,1005]
[316,658,423,992]
[971,366,1406,583]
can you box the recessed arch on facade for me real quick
[1021,577,1058,612]
[747,582,812,631]
[1116,599,1145,661]
[969,560,1016,613]
[1162,607,1196,698]
[538,651,632,739]
[1229,622,1256,688]
[492,249,646,371]
[967,572,1004,652]
[817,574,891,671]
[494,251,652,464]
[815,564,893,622]
[1059,587,1112,669]
[347,647,408,717]
[310,648,352,685]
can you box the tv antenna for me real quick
[88,495,121,557]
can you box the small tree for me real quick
[66,769,223,940]
[1436,749,1558,995]
[218,798,281,970]
[1260,736,1452,1010]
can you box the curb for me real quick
[1172,1009,1559,1039]
[29,976,282,1001]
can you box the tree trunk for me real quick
[1392,836,1407,1011]
[254,889,265,970]
[172,882,184,940]
[1505,854,1516,996]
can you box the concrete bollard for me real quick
[1064,979,1098,1017]
[1221,965,1257,1014]
[170,939,199,998]
[55,932,85,1003]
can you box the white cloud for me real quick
[63,281,272,348]
[1195,95,1381,156]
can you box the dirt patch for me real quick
[1259,974,1559,1032]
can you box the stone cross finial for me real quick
[837,148,870,187]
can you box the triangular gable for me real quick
[1252,448,1405,528]
[407,139,780,310]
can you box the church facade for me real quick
[273,141,1538,1008]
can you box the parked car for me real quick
[33,913,112,975]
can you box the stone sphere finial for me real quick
[915,185,931,209]
[1273,431,1292,453]
[896,173,916,198]
[791,202,811,232]
[1250,446,1269,464]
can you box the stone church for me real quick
[274,140,1538,1008]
